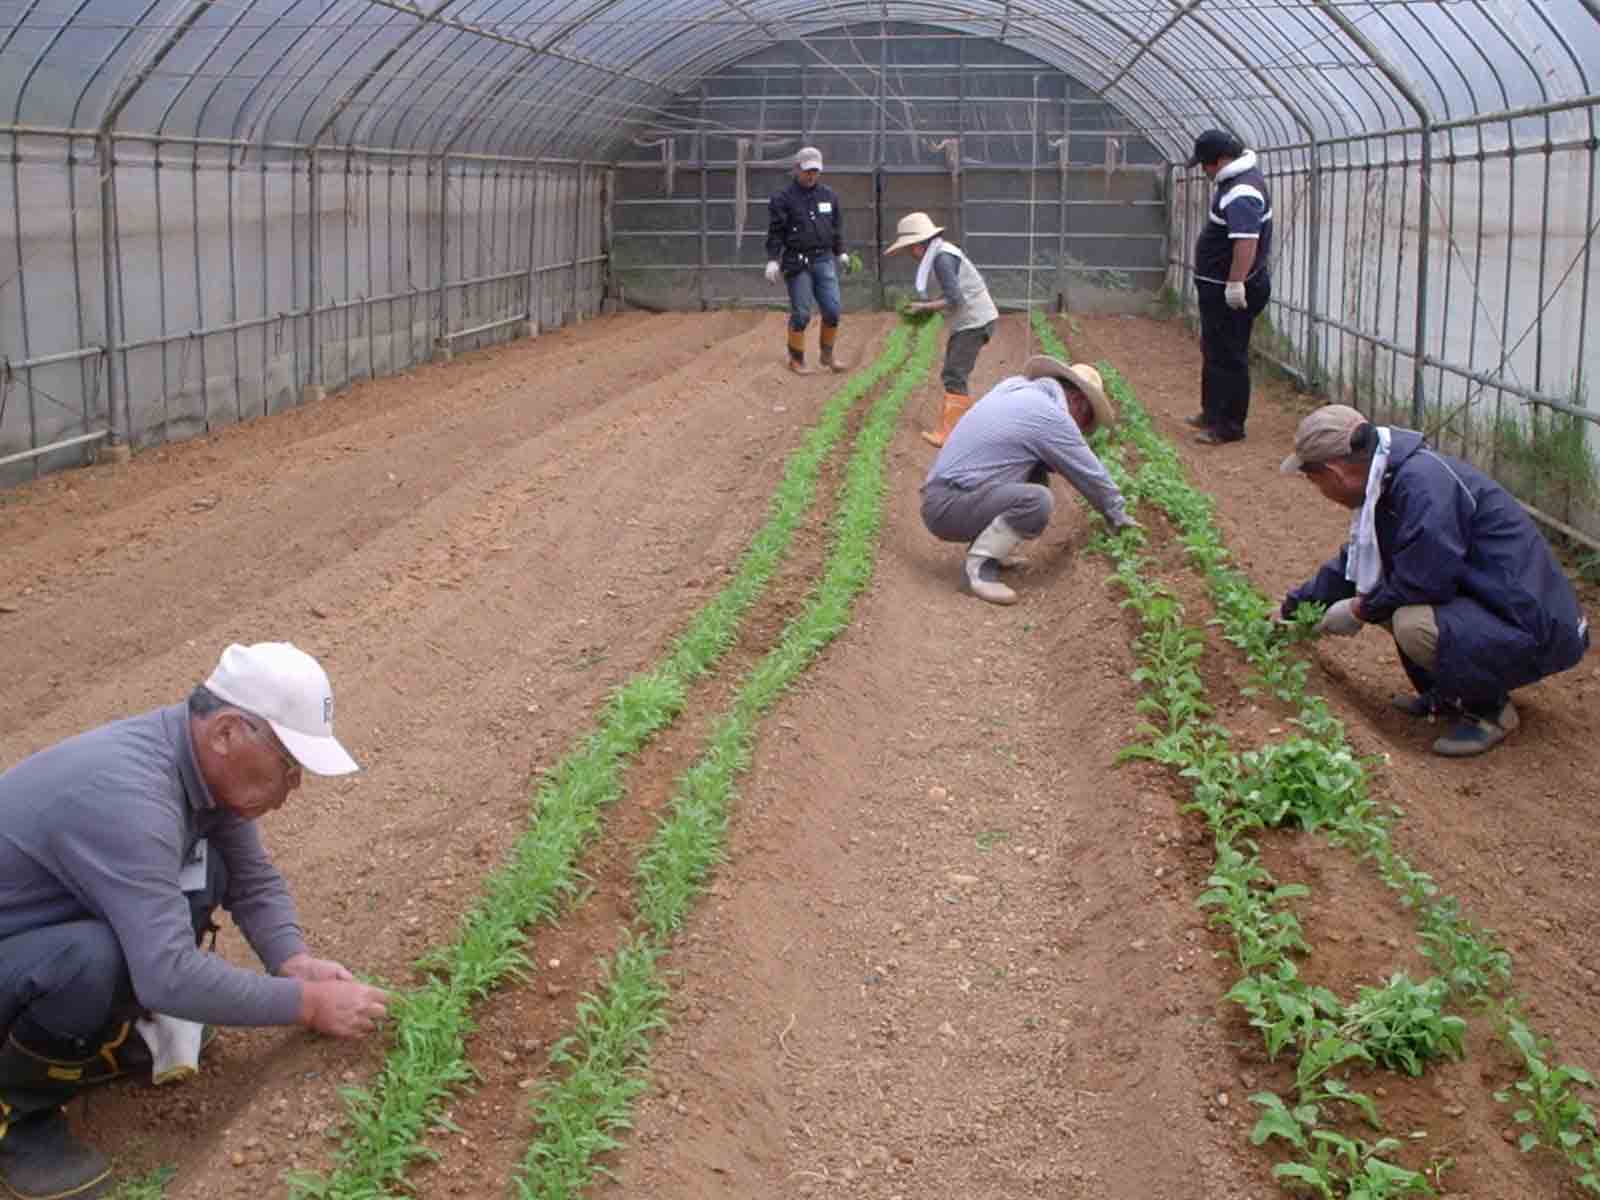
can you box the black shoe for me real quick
[1194,428,1245,445]
[0,1109,112,1200]
[1183,414,1210,429]
[1390,690,1449,719]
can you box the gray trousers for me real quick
[0,850,228,1049]
[942,321,996,394]
[920,466,1054,544]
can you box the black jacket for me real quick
[766,180,844,275]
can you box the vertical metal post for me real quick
[571,166,583,320]
[1057,91,1068,312]
[307,146,321,392]
[698,88,709,311]
[97,131,125,445]
[955,34,965,245]
[1305,142,1324,387]
[525,164,543,332]
[190,146,209,425]
[435,155,450,354]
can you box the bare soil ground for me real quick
[1,310,1595,1199]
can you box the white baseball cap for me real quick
[796,146,823,172]
[205,642,360,775]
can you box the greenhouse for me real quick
[3,4,1600,1199]
[1,0,1596,535]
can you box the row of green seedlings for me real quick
[285,322,920,1200]
[513,316,946,1197]
[1031,309,1600,1195]
[1066,310,1600,1195]
[1028,311,1443,1196]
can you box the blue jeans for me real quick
[785,254,842,332]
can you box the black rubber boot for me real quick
[0,1107,111,1200]
[1,1025,112,1199]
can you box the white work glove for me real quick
[1316,597,1363,637]
[135,1013,206,1085]
[764,261,781,285]
[1224,280,1247,310]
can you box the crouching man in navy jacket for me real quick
[1279,404,1589,757]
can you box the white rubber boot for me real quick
[965,517,1023,605]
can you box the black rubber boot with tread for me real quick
[0,1108,112,1200]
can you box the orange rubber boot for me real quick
[921,391,973,448]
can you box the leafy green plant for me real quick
[1496,1015,1600,1156]
[110,1167,177,1200]
[1341,975,1465,1076]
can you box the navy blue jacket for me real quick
[1284,429,1588,705]
[766,179,844,275]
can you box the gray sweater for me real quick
[924,375,1128,525]
[0,704,307,1026]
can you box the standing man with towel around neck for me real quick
[885,211,1000,448]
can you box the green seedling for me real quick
[1496,1016,1600,1155]
[1274,1132,1436,1199]
[843,251,865,275]
[110,1167,177,1200]
[1341,975,1466,1076]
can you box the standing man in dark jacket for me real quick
[0,642,391,1199]
[1279,405,1589,757]
[1187,129,1272,445]
[765,146,848,374]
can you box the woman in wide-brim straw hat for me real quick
[884,211,1000,447]
[917,354,1139,605]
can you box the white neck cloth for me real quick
[915,237,961,296]
[1345,425,1392,594]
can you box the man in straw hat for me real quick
[921,356,1138,605]
[884,211,999,448]
[0,642,391,1198]
[765,147,852,374]
[1279,404,1589,756]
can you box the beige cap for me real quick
[796,146,823,171]
[884,211,945,256]
[1280,404,1366,474]
[1022,356,1116,431]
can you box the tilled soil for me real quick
[1,310,1595,1199]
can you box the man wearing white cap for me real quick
[885,211,999,448]
[921,356,1138,605]
[765,147,851,373]
[0,643,390,1199]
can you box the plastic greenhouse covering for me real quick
[2,0,1598,540]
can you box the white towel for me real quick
[914,236,950,297]
[135,1013,206,1085]
[1345,425,1392,594]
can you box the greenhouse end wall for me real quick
[610,26,1166,318]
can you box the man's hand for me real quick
[764,261,781,285]
[299,979,392,1038]
[1316,597,1364,637]
[1111,515,1143,534]
[1224,281,1247,310]
[279,952,355,983]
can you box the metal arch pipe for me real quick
[1308,0,1434,428]
[436,0,635,157]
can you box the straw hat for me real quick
[1022,356,1116,430]
[884,212,945,256]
